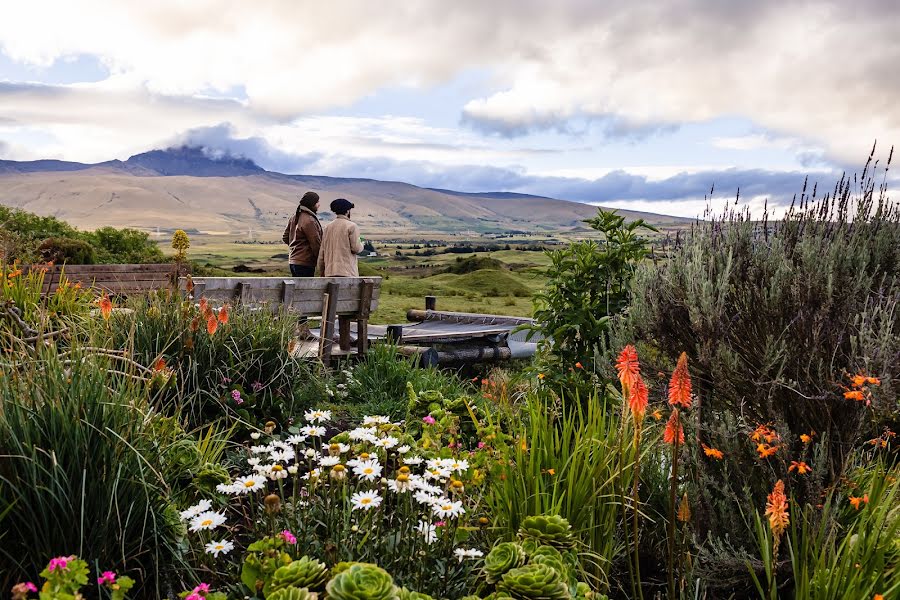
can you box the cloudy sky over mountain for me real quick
[1,0,898,217]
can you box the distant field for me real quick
[167,233,550,324]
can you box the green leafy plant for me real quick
[325,563,399,600]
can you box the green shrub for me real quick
[0,348,191,594]
[38,236,97,264]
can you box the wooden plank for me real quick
[282,280,295,305]
[53,263,176,274]
[320,283,339,364]
[338,316,352,351]
[317,291,330,360]
[357,281,374,319]
[356,318,368,355]
[184,276,381,291]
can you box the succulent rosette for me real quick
[484,542,527,583]
[268,588,319,600]
[325,563,399,600]
[518,516,574,548]
[269,556,329,594]
[398,587,435,600]
[497,564,571,600]
[529,547,569,584]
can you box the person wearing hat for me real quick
[282,191,322,277]
[317,198,364,277]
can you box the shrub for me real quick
[0,349,191,594]
[38,236,96,264]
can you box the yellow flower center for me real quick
[273,465,283,472]
[201,519,213,527]
[397,474,409,482]
[333,465,346,472]
[361,498,372,505]
[441,504,452,511]
[363,468,373,475]
[360,453,370,459]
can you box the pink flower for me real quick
[48,556,69,572]
[25,583,38,593]
[477,442,486,449]
[252,381,264,392]
[231,389,243,405]
[423,415,436,425]
[435,520,446,527]
[447,442,456,449]
[281,529,297,544]
[185,594,202,600]
[97,571,117,585]
[193,583,211,594]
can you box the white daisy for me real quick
[268,464,289,480]
[374,436,399,449]
[251,445,270,454]
[247,457,261,467]
[350,490,383,511]
[454,548,484,562]
[403,456,424,466]
[363,415,390,425]
[271,440,291,450]
[270,449,296,463]
[190,510,227,532]
[412,480,444,496]
[319,455,341,467]
[353,459,383,482]
[300,425,326,437]
[448,459,470,473]
[416,520,438,544]
[397,445,411,454]
[234,475,266,493]
[327,442,351,455]
[302,468,321,481]
[424,467,451,481]
[388,475,414,493]
[414,490,441,506]
[304,448,317,458]
[287,464,299,475]
[179,499,212,521]
[250,432,261,440]
[286,434,308,445]
[305,409,332,423]
[216,482,239,495]
[432,499,465,519]
[205,539,235,557]
[349,427,378,442]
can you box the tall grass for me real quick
[0,347,191,595]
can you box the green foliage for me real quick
[39,557,90,599]
[38,236,97,264]
[325,563,399,600]
[270,556,329,593]
[518,516,575,549]
[88,226,165,264]
[485,543,528,584]
[527,209,655,376]
[0,349,189,594]
[268,587,319,600]
[240,535,293,595]
[497,564,570,600]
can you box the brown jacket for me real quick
[282,207,322,267]
[317,215,364,277]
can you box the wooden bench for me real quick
[179,276,382,364]
[35,263,186,296]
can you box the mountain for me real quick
[0,147,691,234]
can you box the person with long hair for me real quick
[282,191,322,277]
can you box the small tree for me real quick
[171,229,190,262]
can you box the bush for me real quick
[0,349,191,594]
[38,236,97,264]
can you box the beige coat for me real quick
[317,215,364,277]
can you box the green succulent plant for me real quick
[325,563,399,600]
[572,582,593,600]
[269,556,329,594]
[482,593,512,600]
[484,542,527,583]
[497,564,571,600]
[459,595,482,600]
[398,587,435,600]
[518,515,574,548]
[268,588,319,600]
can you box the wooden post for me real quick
[386,325,403,343]
[238,281,252,303]
[320,282,339,365]
[282,280,296,307]
[425,295,436,311]
[356,280,374,355]
[338,316,352,352]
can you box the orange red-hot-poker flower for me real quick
[616,345,641,394]
[199,297,208,314]
[663,410,684,445]
[574,361,583,369]
[765,480,789,539]
[789,461,811,475]
[217,304,229,324]
[668,352,692,408]
[702,444,724,460]
[98,294,112,320]
[153,357,167,372]
[629,376,649,418]
[206,314,218,335]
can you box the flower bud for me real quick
[264,494,282,514]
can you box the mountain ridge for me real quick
[0,146,691,234]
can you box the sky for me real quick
[1,0,898,218]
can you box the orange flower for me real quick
[702,444,724,460]
[844,390,865,402]
[615,345,640,394]
[757,443,779,459]
[199,297,208,315]
[546,468,556,476]
[574,361,583,369]
[153,357,167,372]
[765,480,789,539]
[849,494,869,510]
[190,316,200,332]
[206,314,218,335]
[873,595,883,600]
[866,376,881,386]
[800,432,814,444]
[851,374,868,388]
[98,294,112,320]
[789,461,811,475]
[217,304,229,324]
[663,410,684,445]
[628,375,649,418]
[537,373,545,380]
[751,424,779,444]
[651,409,663,421]
[668,352,692,408]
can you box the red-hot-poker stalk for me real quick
[616,344,644,600]
[664,352,692,600]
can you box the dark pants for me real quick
[290,264,316,277]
